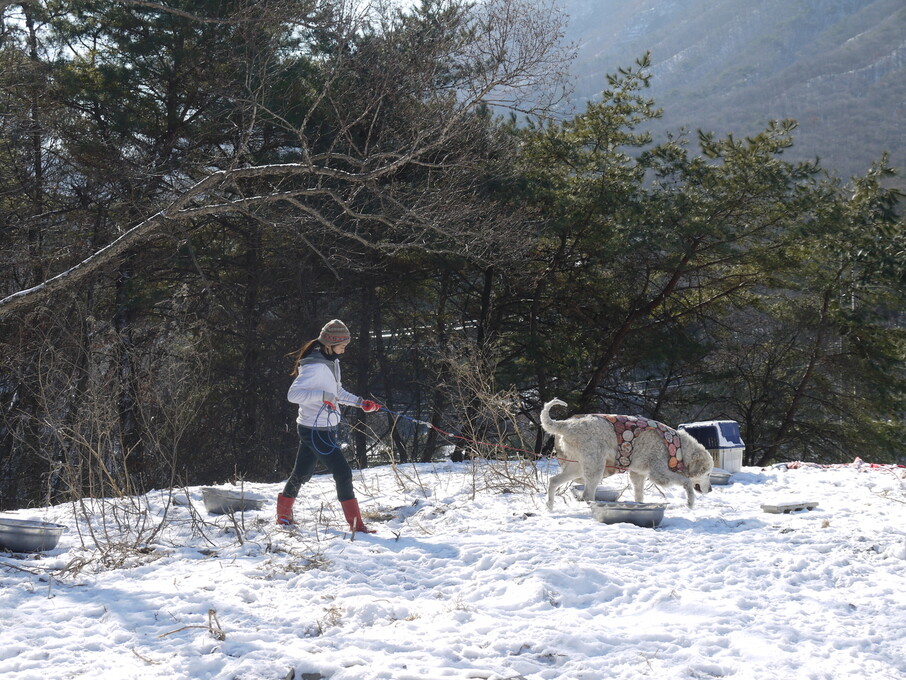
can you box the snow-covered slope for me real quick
[2,460,904,679]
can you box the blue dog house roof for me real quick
[678,420,744,450]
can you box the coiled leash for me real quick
[309,402,344,455]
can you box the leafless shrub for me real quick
[57,340,214,562]
[159,608,226,641]
[316,605,345,635]
[438,344,544,498]
[870,468,906,504]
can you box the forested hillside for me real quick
[560,0,905,182]
[1,0,903,511]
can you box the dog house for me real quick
[678,420,745,473]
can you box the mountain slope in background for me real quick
[559,0,905,181]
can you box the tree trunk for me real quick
[351,288,373,469]
[579,243,700,410]
[114,256,144,491]
[423,270,451,463]
[372,296,409,463]
[756,289,833,466]
[238,225,263,471]
[24,7,45,285]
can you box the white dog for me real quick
[540,398,713,509]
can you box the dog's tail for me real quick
[540,398,571,435]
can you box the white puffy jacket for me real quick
[287,350,362,429]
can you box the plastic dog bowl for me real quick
[571,485,621,502]
[710,468,733,485]
[201,488,265,515]
[590,501,667,528]
[0,518,65,552]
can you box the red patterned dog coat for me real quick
[596,415,685,472]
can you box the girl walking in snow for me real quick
[277,319,380,533]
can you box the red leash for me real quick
[379,406,578,463]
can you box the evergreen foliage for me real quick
[0,1,902,510]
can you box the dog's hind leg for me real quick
[547,461,582,510]
[580,460,607,503]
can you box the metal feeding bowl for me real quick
[590,501,667,528]
[710,468,733,485]
[571,485,621,502]
[201,488,265,515]
[0,518,65,553]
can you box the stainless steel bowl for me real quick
[0,518,65,552]
[571,485,621,502]
[710,469,733,485]
[590,501,667,528]
[202,488,265,514]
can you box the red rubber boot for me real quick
[276,493,295,525]
[340,498,376,534]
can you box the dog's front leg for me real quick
[629,471,647,502]
[683,480,696,508]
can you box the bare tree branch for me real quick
[0,0,571,316]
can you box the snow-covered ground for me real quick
[2,458,905,680]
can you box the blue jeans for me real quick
[283,424,354,501]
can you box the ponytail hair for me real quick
[287,339,319,377]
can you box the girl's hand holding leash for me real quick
[322,399,379,412]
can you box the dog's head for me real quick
[679,430,714,495]
[693,477,712,495]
